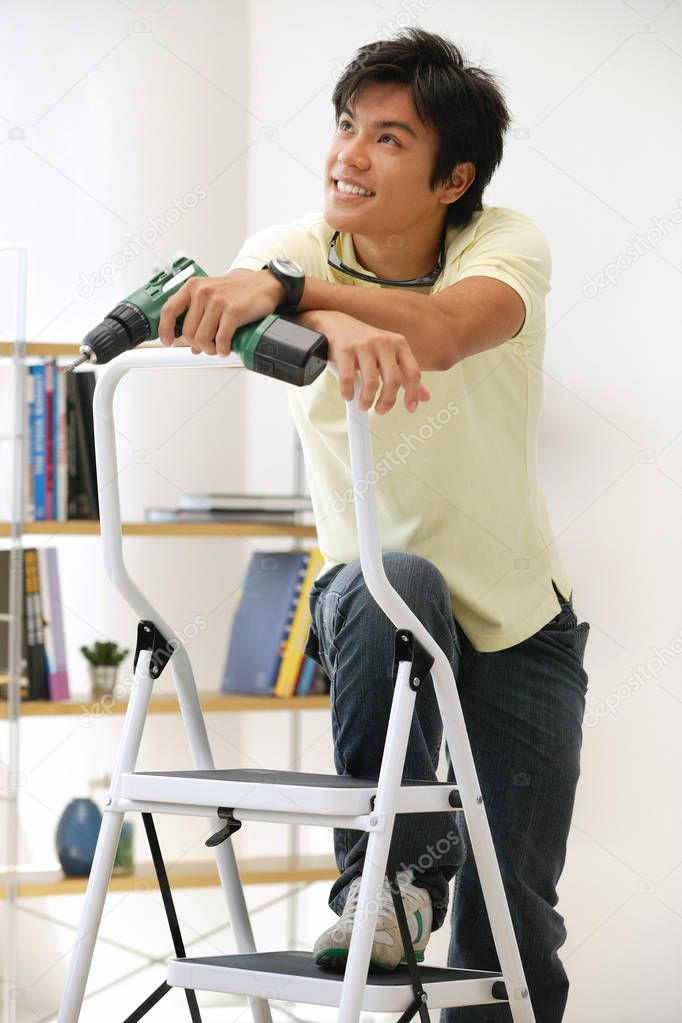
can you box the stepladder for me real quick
[57,347,536,1023]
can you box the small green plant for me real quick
[80,641,129,668]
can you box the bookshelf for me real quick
[1,340,332,918]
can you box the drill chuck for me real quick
[80,302,150,365]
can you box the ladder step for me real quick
[168,950,506,1011]
[120,768,461,820]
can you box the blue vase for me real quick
[56,798,102,877]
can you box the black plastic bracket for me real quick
[206,807,243,847]
[393,629,435,693]
[133,620,173,681]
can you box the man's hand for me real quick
[298,310,431,415]
[157,268,285,356]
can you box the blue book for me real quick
[220,550,310,695]
[295,656,317,696]
[30,363,46,521]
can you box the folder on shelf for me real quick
[220,550,310,696]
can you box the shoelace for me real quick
[345,871,418,926]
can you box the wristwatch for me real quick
[262,257,305,316]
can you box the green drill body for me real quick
[69,256,327,386]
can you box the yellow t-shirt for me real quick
[228,204,572,652]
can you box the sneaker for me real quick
[313,869,432,971]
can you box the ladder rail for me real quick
[57,350,271,1023]
[331,364,536,1023]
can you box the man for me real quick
[159,27,590,1023]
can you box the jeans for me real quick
[304,550,590,1023]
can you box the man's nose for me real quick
[337,136,370,170]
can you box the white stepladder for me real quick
[57,346,536,1023]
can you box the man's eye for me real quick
[337,122,397,145]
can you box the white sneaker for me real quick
[313,869,432,971]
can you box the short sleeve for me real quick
[226,213,325,278]
[443,208,552,344]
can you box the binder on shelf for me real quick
[220,550,309,696]
[274,548,324,698]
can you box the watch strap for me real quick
[263,260,305,315]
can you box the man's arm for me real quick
[296,275,525,370]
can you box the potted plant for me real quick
[80,640,129,698]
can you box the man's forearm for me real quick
[296,276,455,372]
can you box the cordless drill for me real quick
[66,257,328,386]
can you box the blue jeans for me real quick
[304,551,590,1023]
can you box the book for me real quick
[179,493,313,514]
[30,363,47,521]
[24,365,35,520]
[38,547,70,700]
[66,368,97,519]
[56,362,68,521]
[44,360,55,519]
[144,507,308,525]
[23,548,49,700]
[0,549,29,697]
[220,550,310,695]
[76,371,99,519]
[274,549,324,697]
[294,654,317,696]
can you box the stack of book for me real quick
[12,358,99,521]
[145,493,314,526]
[221,548,330,697]
[0,547,70,701]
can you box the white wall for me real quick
[1,0,681,1021]
[242,1,682,1021]
[0,1,267,1019]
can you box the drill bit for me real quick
[65,352,90,374]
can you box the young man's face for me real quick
[323,80,454,240]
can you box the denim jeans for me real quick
[304,550,590,1023]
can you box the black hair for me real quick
[331,27,511,230]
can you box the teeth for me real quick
[336,180,374,196]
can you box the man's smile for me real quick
[331,176,376,198]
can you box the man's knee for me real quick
[335,550,457,652]
[340,550,449,605]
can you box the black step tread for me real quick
[172,950,501,985]
[132,768,453,789]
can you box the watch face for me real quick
[273,257,304,278]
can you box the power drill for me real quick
[66,256,328,386]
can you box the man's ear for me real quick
[440,161,476,205]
